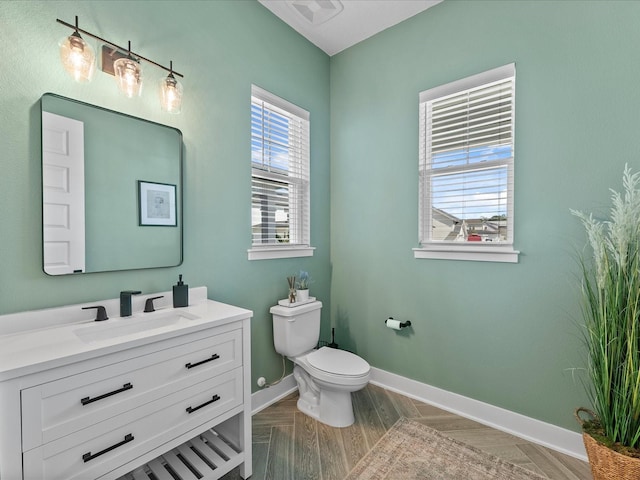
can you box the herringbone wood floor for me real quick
[223,384,592,480]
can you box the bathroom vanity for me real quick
[0,287,252,480]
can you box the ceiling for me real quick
[258,0,443,56]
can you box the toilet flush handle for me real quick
[288,317,296,322]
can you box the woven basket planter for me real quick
[576,408,640,480]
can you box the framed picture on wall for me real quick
[138,181,177,226]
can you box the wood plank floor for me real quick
[223,384,592,479]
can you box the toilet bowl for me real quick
[270,301,370,427]
[292,347,370,427]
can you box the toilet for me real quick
[270,300,370,428]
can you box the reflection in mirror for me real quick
[41,93,183,275]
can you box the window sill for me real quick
[413,244,519,263]
[248,246,315,261]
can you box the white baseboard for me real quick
[370,367,587,461]
[251,374,297,415]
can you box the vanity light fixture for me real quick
[160,61,183,114]
[58,16,95,83]
[56,16,185,112]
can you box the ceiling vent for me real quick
[286,0,344,26]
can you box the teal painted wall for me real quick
[2,0,637,433]
[329,0,640,431]
[0,1,330,389]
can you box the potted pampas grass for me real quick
[572,165,640,479]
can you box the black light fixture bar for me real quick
[56,16,184,78]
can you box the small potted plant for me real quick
[571,165,640,479]
[295,270,313,302]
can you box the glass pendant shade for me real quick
[160,73,183,114]
[59,32,95,83]
[113,56,143,98]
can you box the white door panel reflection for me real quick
[42,111,85,275]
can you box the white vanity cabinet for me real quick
[0,288,252,480]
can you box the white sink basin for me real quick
[73,311,199,343]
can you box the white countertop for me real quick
[0,287,252,381]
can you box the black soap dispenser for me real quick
[173,274,189,307]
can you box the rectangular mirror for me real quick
[41,93,183,275]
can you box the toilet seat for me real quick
[308,347,369,376]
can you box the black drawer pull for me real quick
[81,383,133,405]
[186,394,220,414]
[82,433,134,463]
[185,353,220,369]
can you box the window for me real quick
[249,86,313,260]
[414,64,519,263]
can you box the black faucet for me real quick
[82,305,108,321]
[120,290,142,317]
[144,296,164,313]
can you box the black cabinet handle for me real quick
[81,383,133,405]
[186,394,220,414]
[82,434,134,463]
[185,353,220,369]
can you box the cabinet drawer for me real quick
[23,368,243,480]
[22,328,242,450]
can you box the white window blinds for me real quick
[251,86,310,247]
[419,64,515,246]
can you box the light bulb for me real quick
[160,72,183,114]
[114,55,143,98]
[59,32,95,83]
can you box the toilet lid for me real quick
[307,347,370,376]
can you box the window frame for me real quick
[248,85,314,261]
[413,64,519,263]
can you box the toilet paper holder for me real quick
[384,317,412,329]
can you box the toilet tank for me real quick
[270,301,323,357]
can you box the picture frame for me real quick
[138,180,177,226]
